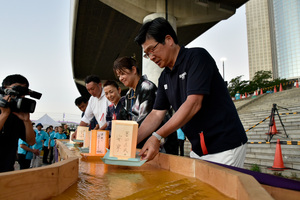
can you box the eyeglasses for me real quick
[143,42,159,59]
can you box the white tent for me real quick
[34,114,61,128]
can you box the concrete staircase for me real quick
[237,88,300,114]
[183,87,300,178]
[238,88,300,178]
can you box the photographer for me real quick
[0,74,36,172]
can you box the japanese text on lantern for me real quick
[110,120,138,160]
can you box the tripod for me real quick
[266,104,288,142]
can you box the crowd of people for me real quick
[72,17,247,167]
[16,123,69,170]
[1,18,248,173]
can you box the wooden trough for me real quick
[1,140,298,199]
[0,140,79,200]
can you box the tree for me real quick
[250,70,272,89]
[227,70,289,97]
[227,75,248,97]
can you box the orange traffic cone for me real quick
[279,83,283,92]
[260,88,263,95]
[274,86,277,93]
[296,80,299,88]
[266,118,279,135]
[245,93,247,98]
[269,139,287,171]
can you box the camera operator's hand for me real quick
[12,111,30,122]
[0,95,12,115]
[0,96,12,131]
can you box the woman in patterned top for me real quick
[113,56,157,148]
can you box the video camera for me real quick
[0,85,42,113]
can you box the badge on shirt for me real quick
[164,84,168,90]
[179,72,187,80]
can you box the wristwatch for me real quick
[152,132,163,141]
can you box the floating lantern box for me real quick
[110,120,138,160]
[89,130,109,155]
[81,130,109,160]
[78,130,90,153]
[76,126,89,141]
[83,130,91,148]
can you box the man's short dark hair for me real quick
[2,74,29,88]
[134,17,178,46]
[75,96,88,106]
[85,75,100,84]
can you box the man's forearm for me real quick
[24,119,36,145]
[20,144,32,152]
[99,123,107,130]
[79,121,89,127]
[137,110,166,143]
[156,94,203,138]
[0,111,10,131]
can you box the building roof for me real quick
[70,0,248,97]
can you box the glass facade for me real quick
[246,0,273,80]
[246,0,300,80]
[273,0,300,79]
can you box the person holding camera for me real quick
[0,74,36,172]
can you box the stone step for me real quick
[244,163,300,179]
[247,136,300,141]
[240,115,300,122]
[246,146,300,155]
[245,126,300,132]
[246,151,300,162]
[241,116,300,122]
[246,128,300,133]
[244,157,300,170]
[247,143,300,151]
[241,115,300,122]
[245,143,300,169]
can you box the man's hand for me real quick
[0,96,12,131]
[138,135,160,161]
[71,130,77,140]
[32,149,40,156]
[0,96,11,115]
[13,112,30,122]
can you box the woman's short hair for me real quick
[113,56,140,76]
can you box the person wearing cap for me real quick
[135,18,248,167]
[0,74,36,172]
[31,123,48,167]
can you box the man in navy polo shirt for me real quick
[135,17,248,167]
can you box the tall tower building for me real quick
[246,0,300,80]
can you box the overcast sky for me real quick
[0,0,249,122]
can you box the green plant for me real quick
[273,172,284,177]
[250,164,261,172]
